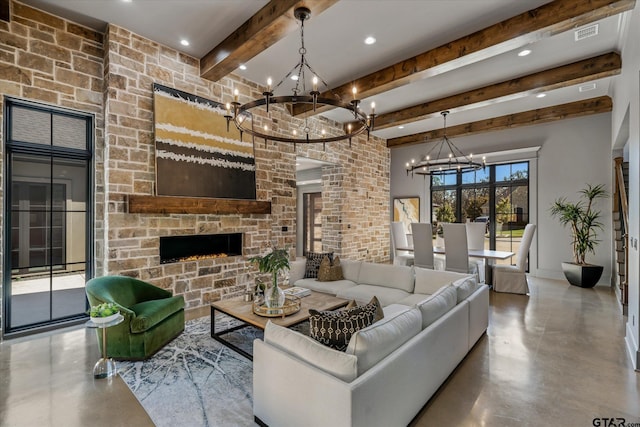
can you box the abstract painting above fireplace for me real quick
[153,83,256,199]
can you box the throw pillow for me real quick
[345,296,384,322]
[317,255,344,281]
[304,252,333,278]
[309,303,377,351]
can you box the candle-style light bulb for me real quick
[267,77,272,91]
[312,76,318,91]
[370,101,376,114]
[234,88,239,102]
[263,124,268,131]
[293,129,297,136]
[321,129,326,135]
[352,86,357,99]
[225,102,231,114]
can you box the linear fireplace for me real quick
[160,233,243,264]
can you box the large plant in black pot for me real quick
[550,184,607,287]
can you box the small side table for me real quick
[86,314,124,379]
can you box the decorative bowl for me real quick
[90,313,120,324]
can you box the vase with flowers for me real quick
[249,245,290,308]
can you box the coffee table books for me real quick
[283,286,311,298]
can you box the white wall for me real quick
[390,113,613,283]
[611,5,640,370]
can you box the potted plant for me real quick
[549,184,607,287]
[249,245,290,308]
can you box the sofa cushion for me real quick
[396,293,433,307]
[382,303,412,318]
[304,252,333,278]
[414,267,473,295]
[357,262,414,293]
[129,295,185,333]
[346,308,422,375]
[294,278,356,295]
[317,255,344,281]
[288,258,307,284]
[336,284,410,307]
[453,275,478,303]
[340,259,362,282]
[415,284,457,329]
[309,302,377,351]
[264,321,358,382]
[345,296,384,322]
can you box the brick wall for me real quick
[0,1,105,335]
[0,2,391,332]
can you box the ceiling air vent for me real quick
[579,83,597,92]
[575,24,599,41]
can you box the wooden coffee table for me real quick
[210,290,349,360]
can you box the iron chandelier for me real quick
[224,7,376,146]
[406,111,485,177]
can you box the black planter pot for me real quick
[561,262,604,288]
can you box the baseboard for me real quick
[625,321,640,371]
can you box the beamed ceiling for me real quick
[18,0,636,148]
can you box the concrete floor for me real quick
[1,276,638,427]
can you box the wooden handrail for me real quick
[614,157,629,225]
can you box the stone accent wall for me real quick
[0,1,391,333]
[0,1,105,335]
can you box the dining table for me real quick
[397,245,515,285]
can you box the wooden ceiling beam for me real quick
[291,0,633,117]
[357,52,620,132]
[387,96,613,148]
[200,0,338,82]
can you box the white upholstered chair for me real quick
[442,222,479,279]
[391,221,414,266]
[410,222,434,269]
[493,223,537,294]
[466,222,487,283]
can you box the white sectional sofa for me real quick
[253,259,489,427]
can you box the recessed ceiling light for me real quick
[398,126,404,129]
[536,93,546,98]
[180,39,189,46]
[364,36,376,45]
[291,75,299,81]
[579,83,596,92]
[239,64,247,71]
[121,0,132,3]
[518,49,532,57]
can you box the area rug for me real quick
[118,316,264,427]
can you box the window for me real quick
[4,98,93,335]
[430,161,529,267]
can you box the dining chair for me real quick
[493,223,537,294]
[466,222,487,283]
[411,222,434,269]
[391,221,414,266]
[442,222,479,279]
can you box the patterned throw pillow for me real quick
[309,302,377,351]
[304,252,333,278]
[317,255,344,282]
[345,296,384,322]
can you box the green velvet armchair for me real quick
[85,276,185,360]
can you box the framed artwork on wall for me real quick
[153,83,256,199]
[393,197,420,234]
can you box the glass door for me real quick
[303,192,322,255]
[4,99,92,334]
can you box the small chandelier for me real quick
[406,111,485,177]
[224,7,376,146]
